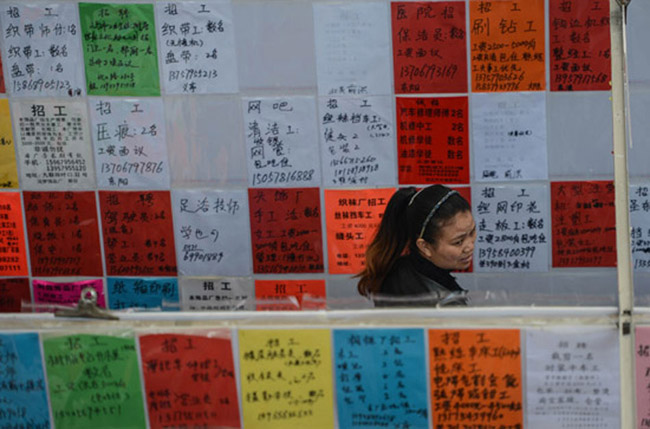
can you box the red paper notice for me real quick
[551,181,616,267]
[255,279,326,311]
[470,0,546,92]
[0,278,30,313]
[549,0,611,91]
[248,188,324,274]
[99,191,177,276]
[0,192,28,276]
[24,191,102,276]
[392,1,467,94]
[325,188,395,274]
[140,333,240,429]
[396,96,469,185]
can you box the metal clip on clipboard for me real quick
[54,287,119,320]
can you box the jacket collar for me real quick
[408,251,464,292]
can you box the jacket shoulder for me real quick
[380,257,443,296]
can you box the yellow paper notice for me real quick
[239,329,334,429]
[0,99,18,188]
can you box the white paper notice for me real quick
[13,100,95,189]
[89,98,170,189]
[156,1,238,94]
[474,184,550,272]
[472,92,548,181]
[242,96,321,188]
[0,4,85,97]
[526,327,620,429]
[313,2,392,96]
[630,184,650,271]
[319,96,396,187]
[180,277,253,311]
[172,189,251,276]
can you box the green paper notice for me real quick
[44,334,146,429]
[79,3,160,96]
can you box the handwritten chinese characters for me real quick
[474,184,549,271]
[396,97,469,184]
[90,98,170,189]
[334,329,429,428]
[472,92,548,181]
[249,188,324,274]
[180,277,253,311]
[1,4,85,97]
[107,277,179,311]
[470,0,545,92]
[636,326,650,428]
[79,3,160,96]
[0,99,19,188]
[527,327,620,428]
[549,0,611,91]
[319,96,395,187]
[551,181,616,267]
[255,280,326,311]
[630,184,650,271]
[13,100,95,189]
[325,188,393,274]
[0,333,50,428]
[43,334,147,428]
[0,192,28,276]
[99,191,177,276]
[173,189,251,276]
[392,1,467,94]
[33,279,106,311]
[429,329,523,429]
[140,333,240,429]
[157,1,238,94]
[24,191,103,277]
[243,97,321,188]
[313,2,392,96]
[238,329,334,428]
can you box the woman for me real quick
[357,185,476,307]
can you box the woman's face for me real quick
[419,210,476,270]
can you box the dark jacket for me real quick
[373,252,469,307]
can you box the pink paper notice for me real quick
[636,326,650,427]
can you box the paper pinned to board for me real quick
[314,1,392,96]
[527,327,620,428]
[238,329,335,429]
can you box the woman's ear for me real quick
[416,238,432,258]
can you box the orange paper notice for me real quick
[0,192,28,276]
[325,188,395,274]
[470,0,545,92]
[429,329,523,428]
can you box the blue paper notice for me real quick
[0,333,50,428]
[333,328,429,428]
[107,277,179,311]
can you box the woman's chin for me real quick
[457,258,472,269]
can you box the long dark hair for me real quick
[357,185,471,296]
